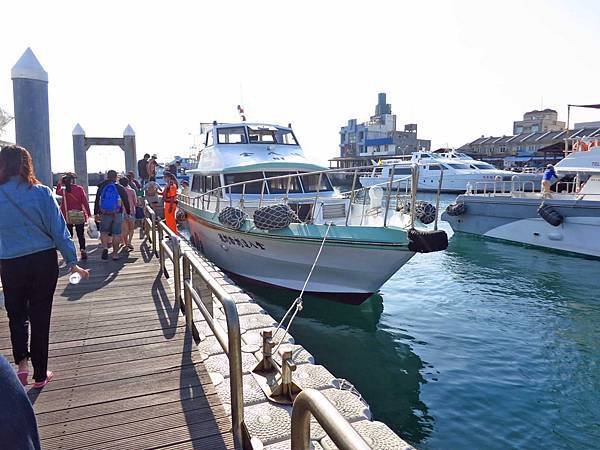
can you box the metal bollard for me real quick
[280,348,297,400]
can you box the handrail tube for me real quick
[181,253,244,449]
[184,279,230,354]
[160,241,174,262]
[290,389,371,450]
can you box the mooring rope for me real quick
[272,222,333,355]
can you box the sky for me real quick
[1,0,600,172]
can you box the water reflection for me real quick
[235,279,434,445]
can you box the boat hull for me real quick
[184,210,415,304]
[442,195,600,257]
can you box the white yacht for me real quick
[359,151,541,193]
[442,140,600,258]
[179,122,448,304]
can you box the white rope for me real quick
[272,222,333,354]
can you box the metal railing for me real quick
[143,203,383,449]
[467,176,536,196]
[291,389,371,450]
[143,205,246,449]
[179,163,419,228]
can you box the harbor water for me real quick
[231,194,600,449]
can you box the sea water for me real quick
[234,194,600,449]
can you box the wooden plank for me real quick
[0,235,233,449]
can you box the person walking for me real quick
[56,173,91,260]
[147,155,158,181]
[137,153,150,186]
[0,355,42,449]
[168,160,181,179]
[163,171,179,233]
[118,177,137,251]
[126,171,141,190]
[542,164,558,197]
[94,170,131,261]
[0,145,89,388]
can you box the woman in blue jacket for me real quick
[0,145,89,388]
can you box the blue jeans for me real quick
[0,355,41,449]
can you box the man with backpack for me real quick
[94,170,131,260]
[137,154,150,186]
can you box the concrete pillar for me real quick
[72,123,89,194]
[122,124,137,175]
[11,48,52,187]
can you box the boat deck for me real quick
[0,237,233,450]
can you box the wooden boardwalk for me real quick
[0,238,234,450]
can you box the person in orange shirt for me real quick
[163,171,179,233]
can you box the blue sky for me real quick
[1,0,599,171]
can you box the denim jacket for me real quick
[0,177,77,265]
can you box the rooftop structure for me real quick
[338,93,430,159]
[513,108,565,135]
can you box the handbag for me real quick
[62,188,85,225]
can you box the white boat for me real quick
[179,122,448,304]
[359,151,541,193]
[441,140,600,258]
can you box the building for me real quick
[460,122,600,169]
[331,93,430,170]
[513,109,565,135]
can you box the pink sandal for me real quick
[32,371,54,389]
[17,370,28,386]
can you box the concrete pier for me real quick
[11,48,53,187]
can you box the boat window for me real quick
[301,173,333,192]
[393,167,412,175]
[275,128,299,145]
[211,175,221,193]
[191,175,204,193]
[265,171,303,194]
[427,165,441,171]
[446,163,471,170]
[248,126,277,143]
[224,172,264,194]
[206,130,214,147]
[470,163,496,170]
[217,127,247,144]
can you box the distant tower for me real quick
[375,92,392,116]
[11,48,52,187]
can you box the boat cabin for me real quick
[188,123,334,200]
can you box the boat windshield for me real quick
[470,162,496,170]
[247,126,299,145]
[266,171,303,193]
[224,172,264,193]
[218,127,247,144]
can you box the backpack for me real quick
[100,183,121,212]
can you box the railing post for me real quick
[311,173,323,223]
[182,253,193,328]
[383,164,395,227]
[158,223,165,276]
[151,211,157,256]
[345,169,358,226]
[172,235,182,308]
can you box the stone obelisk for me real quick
[11,48,52,187]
